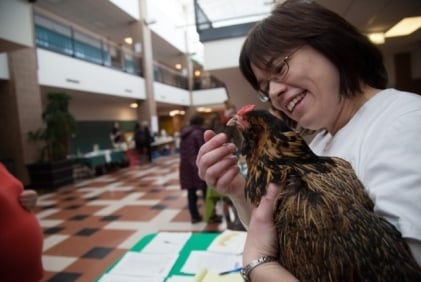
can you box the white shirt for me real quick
[310,88,421,265]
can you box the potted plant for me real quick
[27,92,77,189]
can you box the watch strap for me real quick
[240,255,277,281]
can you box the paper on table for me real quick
[180,251,242,274]
[142,232,192,254]
[98,273,162,282]
[207,230,246,254]
[109,251,178,279]
[165,275,195,282]
[194,268,242,282]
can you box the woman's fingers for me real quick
[196,132,237,181]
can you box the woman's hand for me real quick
[243,183,280,264]
[243,183,299,281]
[196,130,245,197]
[19,190,38,211]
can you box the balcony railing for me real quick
[34,13,225,91]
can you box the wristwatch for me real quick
[240,255,277,281]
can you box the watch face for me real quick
[240,268,248,281]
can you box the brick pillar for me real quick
[0,48,43,184]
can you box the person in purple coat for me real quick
[179,113,207,223]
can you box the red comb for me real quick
[237,104,256,116]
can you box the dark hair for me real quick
[190,113,205,126]
[239,0,387,99]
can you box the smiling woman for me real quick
[195,0,421,281]
[238,0,421,270]
[239,2,387,131]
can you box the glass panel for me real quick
[34,14,73,55]
[73,30,103,64]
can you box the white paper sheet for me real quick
[165,275,195,282]
[98,273,162,282]
[207,230,246,254]
[180,251,242,274]
[141,232,192,254]
[109,251,178,279]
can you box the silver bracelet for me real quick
[240,255,277,281]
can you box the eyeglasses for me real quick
[257,48,300,103]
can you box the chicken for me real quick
[227,104,421,281]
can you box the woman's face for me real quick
[251,45,342,131]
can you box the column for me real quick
[136,0,158,133]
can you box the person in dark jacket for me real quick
[134,121,153,163]
[179,113,207,223]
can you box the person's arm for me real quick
[243,184,299,282]
[19,189,38,211]
[196,130,253,225]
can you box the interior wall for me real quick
[394,52,421,94]
[66,92,138,121]
[411,42,421,79]
[212,67,268,111]
[0,0,34,50]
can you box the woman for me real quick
[196,0,421,280]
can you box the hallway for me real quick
[35,154,226,281]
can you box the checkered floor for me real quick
[35,154,229,282]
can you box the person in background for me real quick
[0,164,44,281]
[110,122,126,150]
[196,0,421,280]
[222,102,243,147]
[203,113,224,224]
[142,121,153,162]
[179,113,207,224]
[207,112,225,134]
[173,131,181,153]
[134,121,153,163]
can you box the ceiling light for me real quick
[197,107,212,113]
[124,37,133,45]
[385,16,421,38]
[194,70,201,77]
[368,33,385,44]
[169,110,186,116]
[130,102,138,108]
[175,63,182,70]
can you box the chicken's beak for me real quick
[226,115,238,127]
